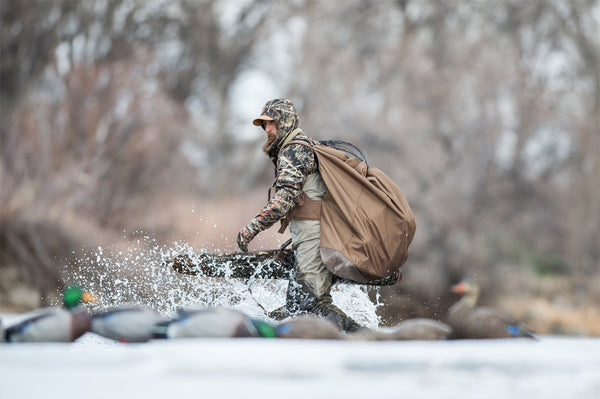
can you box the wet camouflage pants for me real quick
[285,172,362,332]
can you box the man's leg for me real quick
[287,219,362,332]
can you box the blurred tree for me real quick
[0,0,597,326]
[277,0,598,317]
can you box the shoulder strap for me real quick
[287,139,314,147]
[279,128,305,151]
[284,138,369,167]
[319,139,369,168]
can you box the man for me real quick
[237,98,362,332]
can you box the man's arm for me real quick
[238,144,315,250]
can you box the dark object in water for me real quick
[167,246,400,286]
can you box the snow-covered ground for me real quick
[1,332,598,399]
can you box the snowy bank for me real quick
[1,334,598,399]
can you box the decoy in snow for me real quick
[3,285,96,343]
[387,318,454,340]
[91,305,168,343]
[448,276,536,339]
[152,307,265,339]
[275,314,343,340]
[344,328,388,341]
[346,319,453,341]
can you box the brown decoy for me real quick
[448,276,536,339]
[388,318,454,340]
[275,314,343,340]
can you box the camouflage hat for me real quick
[255,98,300,160]
[252,98,298,128]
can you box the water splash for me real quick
[61,234,381,327]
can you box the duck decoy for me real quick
[448,276,536,339]
[3,285,96,343]
[91,305,167,343]
[344,327,388,341]
[345,319,453,341]
[152,307,265,339]
[275,314,343,340]
[387,318,454,340]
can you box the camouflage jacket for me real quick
[246,131,317,236]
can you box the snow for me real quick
[1,332,598,399]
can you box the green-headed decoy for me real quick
[3,285,96,343]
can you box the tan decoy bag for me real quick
[281,139,416,284]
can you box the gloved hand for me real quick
[237,224,258,252]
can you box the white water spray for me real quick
[61,234,381,327]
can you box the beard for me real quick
[262,131,277,155]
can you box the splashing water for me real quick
[61,234,381,327]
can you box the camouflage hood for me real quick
[253,98,299,160]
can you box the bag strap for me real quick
[278,128,305,153]
[279,136,316,154]
[278,192,321,233]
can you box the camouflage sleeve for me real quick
[246,143,316,234]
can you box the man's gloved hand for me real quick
[237,230,250,252]
[237,223,259,252]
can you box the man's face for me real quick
[263,120,277,136]
[262,119,278,155]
